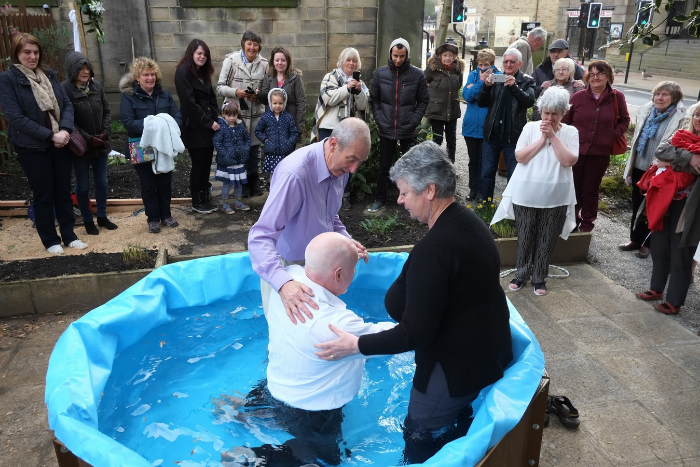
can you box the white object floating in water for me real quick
[116,427,124,433]
[173,392,188,398]
[131,404,151,416]
[233,342,243,350]
[187,352,215,363]
[230,305,245,315]
[202,313,211,317]
[152,460,163,466]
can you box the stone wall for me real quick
[47,0,381,99]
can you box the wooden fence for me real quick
[0,2,54,164]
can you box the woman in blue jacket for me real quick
[462,48,499,201]
[119,57,182,234]
[0,33,87,254]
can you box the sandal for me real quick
[533,282,547,296]
[636,290,663,301]
[509,279,524,291]
[549,395,580,429]
[653,302,681,315]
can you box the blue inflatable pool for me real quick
[45,252,545,466]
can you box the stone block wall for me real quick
[47,0,380,100]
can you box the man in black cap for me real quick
[532,39,585,97]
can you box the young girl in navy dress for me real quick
[255,88,298,174]
[213,103,251,214]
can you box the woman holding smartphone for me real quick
[462,48,499,200]
[310,47,369,210]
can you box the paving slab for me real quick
[570,283,649,317]
[529,289,604,320]
[557,316,644,354]
[658,342,700,380]
[643,389,700,459]
[545,355,630,407]
[612,311,700,347]
[593,347,698,399]
[540,426,613,467]
[582,400,683,465]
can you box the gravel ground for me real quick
[451,103,699,335]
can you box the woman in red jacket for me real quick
[562,60,630,232]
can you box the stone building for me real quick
[38,0,424,100]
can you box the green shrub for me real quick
[122,246,151,270]
[465,198,516,238]
[29,26,72,79]
[491,218,516,238]
[111,121,126,133]
[600,175,631,198]
[360,213,404,236]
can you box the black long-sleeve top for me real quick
[358,202,513,397]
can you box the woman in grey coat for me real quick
[62,51,116,235]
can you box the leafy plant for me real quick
[77,0,106,43]
[110,120,126,133]
[29,26,72,79]
[108,154,127,166]
[360,213,404,236]
[122,246,151,270]
[465,198,516,238]
[491,218,516,238]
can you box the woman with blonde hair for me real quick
[0,32,87,253]
[635,103,700,315]
[120,57,182,234]
[310,47,369,210]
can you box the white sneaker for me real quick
[68,239,88,249]
[46,244,64,254]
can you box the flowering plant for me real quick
[77,0,105,43]
[465,198,516,238]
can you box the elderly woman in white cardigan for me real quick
[492,86,579,296]
[618,81,688,259]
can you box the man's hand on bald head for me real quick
[305,232,358,296]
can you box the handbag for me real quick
[128,137,156,164]
[611,90,628,155]
[67,130,87,156]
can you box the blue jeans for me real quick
[73,155,109,221]
[480,136,517,201]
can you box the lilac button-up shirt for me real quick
[248,141,350,292]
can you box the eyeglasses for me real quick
[502,60,518,65]
[692,114,700,120]
[588,73,605,79]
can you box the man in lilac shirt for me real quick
[248,117,370,322]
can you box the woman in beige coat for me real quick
[217,30,268,197]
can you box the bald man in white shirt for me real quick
[222,232,395,466]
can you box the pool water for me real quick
[98,288,414,466]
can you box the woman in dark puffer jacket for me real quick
[62,51,117,235]
[424,41,465,163]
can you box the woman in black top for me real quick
[174,39,220,213]
[316,141,513,464]
[0,33,87,254]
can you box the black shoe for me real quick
[192,203,216,214]
[161,216,179,228]
[97,216,118,230]
[467,188,478,200]
[84,222,99,235]
[148,221,161,234]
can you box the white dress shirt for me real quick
[266,265,396,411]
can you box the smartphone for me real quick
[492,74,507,83]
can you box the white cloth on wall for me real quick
[69,9,81,53]
[141,114,184,174]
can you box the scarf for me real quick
[14,63,61,133]
[77,80,90,96]
[671,129,700,154]
[637,104,676,156]
[442,61,454,71]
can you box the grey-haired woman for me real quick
[315,141,513,464]
[619,81,687,259]
[492,87,579,296]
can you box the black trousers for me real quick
[188,146,213,195]
[243,380,345,466]
[430,119,457,162]
[464,136,483,195]
[376,136,416,203]
[133,163,172,223]
[630,167,651,246]
[18,147,78,248]
[650,198,695,307]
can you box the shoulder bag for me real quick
[611,90,628,156]
[67,130,87,157]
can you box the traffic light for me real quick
[636,0,653,27]
[451,0,465,23]
[587,2,602,28]
[578,3,590,27]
